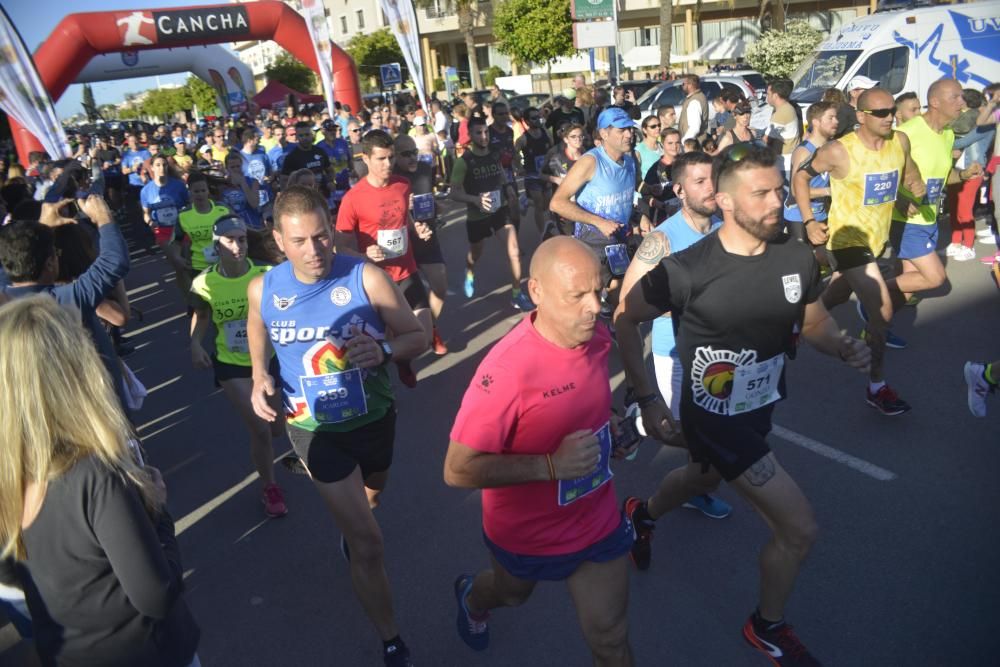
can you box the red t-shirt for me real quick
[335,175,417,283]
[450,315,619,556]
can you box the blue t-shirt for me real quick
[267,144,294,173]
[139,178,189,228]
[241,147,273,207]
[122,149,151,187]
[317,138,351,172]
[221,184,263,230]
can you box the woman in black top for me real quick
[0,296,200,667]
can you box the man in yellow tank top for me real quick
[888,79,983,305]
[797,88,925,416]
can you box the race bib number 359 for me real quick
[863,170,899,206]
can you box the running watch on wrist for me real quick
[378,341,393,365]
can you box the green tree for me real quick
[415,0,484,89]
[264,52,316,93]
[81,84,98,122]
[482,66,506,87]
[347,27,408,91]
[141,87,187,120]
[493,0,574,96]
[185,75,219,116]
[745,19,822,78]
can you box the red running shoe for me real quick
[396,360,418,388]
[742,616,822,666]
[432,327,449,355]
[623,496,654,571]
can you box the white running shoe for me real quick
[979,234,997,245]
[946,243,961,257]
[964,362,992,417]
[976,227,994,238]
[953,245,977,261]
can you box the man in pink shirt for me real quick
[444,236,638,665]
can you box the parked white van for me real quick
[791,0,1000,106]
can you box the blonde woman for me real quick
[0,296,200,667]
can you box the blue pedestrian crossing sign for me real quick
[380,63,402,87]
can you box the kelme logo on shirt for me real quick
[273,294,297,311]
[782,274,801,304]
[691,347,758,415]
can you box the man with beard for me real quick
[615,145,870,667]
[617,151,734,547]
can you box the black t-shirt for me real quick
[281,146,330,179]
[641,232,822,423]
[395,162,437,225]
[350,142,367,179]
[489,125,517,172]
[545,107,585,138]
[515,130,552,176]
[643,159,677,204]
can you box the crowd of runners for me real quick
[0,71,998,667]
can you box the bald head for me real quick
[394,134,416,152]
[527,237,603,348]
[927,78,960,104]
[530,236,599,283]
[857,88,892,111]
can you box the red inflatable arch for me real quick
[12,0,362,164]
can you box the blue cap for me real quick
[597,107,634,129]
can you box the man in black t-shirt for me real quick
[393,134,449,355]
[614,145,870,667]
[280,120,333,191]
[545,95,585,143]
[514,107,553,236]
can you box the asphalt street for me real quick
[2,197,998,667]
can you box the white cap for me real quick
[846,75,878,91]
[413,115,426,126]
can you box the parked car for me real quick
[508,93,553,111]
[593,78,661,100]
[635,75,758,122]
[723,69,768,103]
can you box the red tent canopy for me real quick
[253,80,324,109]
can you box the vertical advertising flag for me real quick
[378,0,427,111]
[0,6,70,159]
[299,0,336,115]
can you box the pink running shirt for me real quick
[450,315,620,556]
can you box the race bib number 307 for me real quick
[862,170,899,206]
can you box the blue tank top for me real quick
[574,146,636,243]
[650,211,721,357]
[783,140,830,222]
[260,254,393,432]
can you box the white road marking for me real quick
[771,424,898,481]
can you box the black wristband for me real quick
[803,218,816,226]
[636,393,661,408]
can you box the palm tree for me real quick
[659,1,673,71]
[415,0,484,89]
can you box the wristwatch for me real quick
[378,341,394,365]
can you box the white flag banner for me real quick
[299,0,336,115]
[0,6,70,159]
[378,0,427,111]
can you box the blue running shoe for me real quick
[463,272,475,298]
[512,290,535,311]
[856,301,907,349]
[860,327,908,350]
[454,574,489,651]
[682,494,732,519]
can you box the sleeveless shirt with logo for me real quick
[575,146,636,244]
[261,254,393,433]
[892,115,954,226]
[827,132,904,253]
[191,260,270,366]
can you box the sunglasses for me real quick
[645,123,660,130]
[398,149,417,157]
[861,106,896,118]
[350,129,362,133]
[528,116,541,122]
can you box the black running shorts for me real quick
[680,403,775,482]
[396,274,431,311]
[286,407,396,484]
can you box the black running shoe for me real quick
[623,496,653,571]
[742,616,822,666]
[383,640,413,667]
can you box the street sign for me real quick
[380,62,402,87]
[572,0,614,21]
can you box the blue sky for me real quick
[5,0,237,120]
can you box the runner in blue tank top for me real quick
[786,101,839,253]
[614,153,733,547]
[246,186,426,667]
[551,107,639,311]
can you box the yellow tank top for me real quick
[827,132,904,252]
[892,115,954,226]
